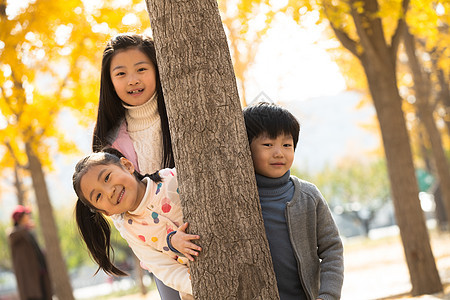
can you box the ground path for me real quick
[111,229,450,300]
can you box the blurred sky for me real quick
[0,2,379,221]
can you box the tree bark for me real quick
[361,56,442,295]
[14,163,26,206]
[436,68,450,138]
[145,1,279,299]
[416,128,448,228]
[25,142,74,300]
[404,29,450,225]
[134,254,147,295]
[327,0,442,295]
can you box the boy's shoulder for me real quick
[290,174,317,190]
[290,175,322,199]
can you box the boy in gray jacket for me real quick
[243,102,344,300]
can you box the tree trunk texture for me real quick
[327,0,443,295]
[417,129,448,229]
[145,1,279,299]
[25,142,74,300]
[404,29,450,224]
[14,163,26,206]
[360,54,442,295]
[134,254,147,295]
[436,68,450,138]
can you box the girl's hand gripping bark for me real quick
[169,222,202,261]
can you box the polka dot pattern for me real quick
[156,182,162,195]
[118,168,187,267]
[151,212,159,224]
[161,197,172,213]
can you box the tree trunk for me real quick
[360,52,442,296]
[14,163,26,206]
[25,142,74,300]
[327,0,442,295]
[404,29,450,224]
[436,68,450,138]
[134,254,147,295]
[417,127,448,229]
[145,1,279,299]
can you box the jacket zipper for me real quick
[285,202,313,300]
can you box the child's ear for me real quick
[120,157,135,174]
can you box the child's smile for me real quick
[117,188,125,204]
[110,48,157,106]
[80,158,146,216]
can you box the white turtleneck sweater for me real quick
[123,92,163,174]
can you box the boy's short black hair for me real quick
[243,102,300,149]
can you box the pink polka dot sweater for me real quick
[111,168,192,295]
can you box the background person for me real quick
[7,205,52,300]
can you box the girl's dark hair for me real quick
[92,33,174,168]
[73,148,161,276]
[243,102,300,149]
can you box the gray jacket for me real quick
[287,176,344,300]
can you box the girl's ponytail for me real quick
[75,199,126,276]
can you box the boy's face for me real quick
[250,133,295,178]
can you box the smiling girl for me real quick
[73,150,200,300]
[88,33,186,299]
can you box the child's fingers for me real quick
[183,248,200,261]
[178,222,189,232]
[184,241,202,252]
[183,234,200,241]
[185,253,194,262]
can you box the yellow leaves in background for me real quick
[0,0,447,176]
[0,0,152,175]
[407,0,449,75]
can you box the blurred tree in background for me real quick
[274,0,447,295]
[312,158,391,237]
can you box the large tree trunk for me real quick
[404,29,450,224]
[328,0,442,295]
[25,142,74,300]
[145,1,279,299]
[361,56,442,295]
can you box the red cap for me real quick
[12,205,31,223]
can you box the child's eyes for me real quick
[137,67,147,72]
[262,143,272,147]
[284,144,292,147]
[105,173,110,182]
[96,193,101,202]
[114,72,125,77]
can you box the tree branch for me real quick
[322,3,360,58]
[330,24,360,58]
[5,140,29,169]
[349,0,382,65]
[390,0,410,61]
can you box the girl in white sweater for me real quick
[90,33,186,299]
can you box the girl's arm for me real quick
[126,232,192,294]
[168,222,202,261]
